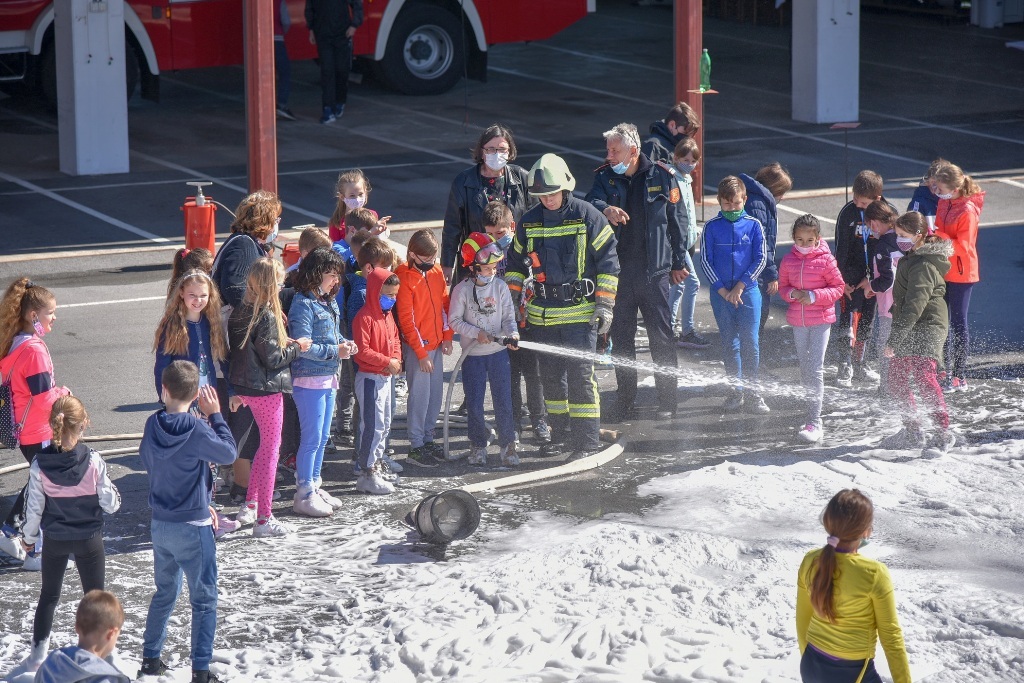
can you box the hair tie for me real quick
[826,536,840,548]
[182,248,191,257]
[56,412,64,420]
[25,280,35,289]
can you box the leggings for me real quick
[944,282,973,379]
[4,442,45,532]
[33,532,105,646]
[888,355,949,430]
[241,393,284,520]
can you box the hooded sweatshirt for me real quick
[35,646,130,683]
[0,334,69,445]
[395,261,453,360]
[935,191,984,284]
[449,274,518,356]
[22,442,121,546]
[887,239,953,364]
[641,120,684,164]
[777,241,845,328]
[352,268,401,375]
[138,410,236,523]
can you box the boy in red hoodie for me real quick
[351,269,402,494]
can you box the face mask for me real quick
[414,261,433,274]
[266,225,279,244]
[343,196,366,211]
[675,162,697,175]
[722,209,744,222]
[379,295,396,312]
[860,538,870,549]
[496,233,513,250]
[611,160,629,175]
[475,273,493,285]
[896,237,915,251]
[794,244,815,255]
[936,192,955,200]
[484,153,509,172]
[32,318,46,338]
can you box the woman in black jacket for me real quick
[228,258,310,537]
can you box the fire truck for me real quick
[0,0,592,105]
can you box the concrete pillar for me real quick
[56,0,130,175]
[791,0,859,124]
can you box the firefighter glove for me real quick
[590,302,614,335]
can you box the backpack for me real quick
[1,345,32,449]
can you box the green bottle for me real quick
[699,48,711,92]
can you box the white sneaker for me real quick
[500,441,520,466]
[293,487,333,517]
[316,487,344,509]
[253,516,295,538]
[23,552,42,571]
[798,423,824,443]
[467,447,488,466]
[381,453,404,472]
[355,468,396,495]
[0,533,26,562]
[236,503,257,526]
[19,637,48,673]
[215,513,242,539]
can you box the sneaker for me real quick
[276,106,296,121]
[356,467,396,495]
[853,364,880,384]
[236,502,257,526]
[467,447,488,466]
[293,487,333,517]
[949,377,969,392]
[316,487,344,509]
[722,390,744,411]
[444,447,467,462]
[877,426,925,450]
[381,453,404,473]
[281,453,297,472]
[394,377,408,397]
[539,441,564,457]
[424,441,446,458]
[215,513,241,539]
[500,441,520,467]
[253,515,294,538]
[332,103,345,118]
[454,401,468,417]
[377,461,401,482]
[745,394,770,414]
[677,330,712,349]
[406,445,439,468]
[139,657,169,677]
[23,551,42,571]
[532,418,552,443]
[18,637,48,674]
[320,107,336,124]
[836,363,854,388]
[191,670,223,683]
[333,429,355,447]
[922,430,956,457]
[798,423,824,443]
[0,532,26,562]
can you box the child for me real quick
[167,247,214,296]
[933,161,984,393]
[483,201,550,443]
[700,176,769,414]
[138,361,236,683]
[228,258,310,534]
[449,233,520,466]
[328,169,390,242]
[19,398,121,673]
[797,489,911,683]
[35,590,130,683]
[668,138,710,349]
[306,0,363,124]
[351,268,403,493]
[863,201,904,394]
[832,171,892,387]
[154,270,228,399]
[288,248,357,516]
[880,213,956,456]
[742,162,793,334]
[907,158,946,234]
[396,229,454,466]
[642,100,700,164]
[777,215,845,443]
[0,278,71,569]
[284,226,332,285]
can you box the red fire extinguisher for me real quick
[182,181,217,255]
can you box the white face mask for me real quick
[343,196,366,210]
[896,237,916,251]
[936,192,955,200]
[484,153,509,172]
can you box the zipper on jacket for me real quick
[799,256,806,327]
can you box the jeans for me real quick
[888,355,949,431]
[293,386,336,487]
[610,272,678,410]
[792,324,831,426]
[403,345,445,449]
[335,357,356,432]
[355,372,392,471]
[709,284,762,387]
[143,520,218,671]
[462,350,517,448]
[33,532,105,646]
[800,645,881,683]
[669,250,700,334]
[944,282,973,379]
[315,34,352,109]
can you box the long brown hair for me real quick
[0,278,55,357]
[50,395,88,451]
[240,258,287,349]
[810,489,874,623]
[153,271,227,361]
[933,162,982,198]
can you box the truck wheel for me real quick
[379,6,465,96]
[40,35,140,110]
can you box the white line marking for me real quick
[998,178,1024,190]
[0,170,170,243]
[61,295,166,309]
[861,110,1024,147]
[777,203,836,225]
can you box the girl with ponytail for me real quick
[796,489,911,683]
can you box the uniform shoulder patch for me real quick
[522,221,543,228]
[648,185,663,192]
[669,187,681,204]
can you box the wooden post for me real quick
[674,0,703,203]
[244,0,278,193]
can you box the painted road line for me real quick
[61,295,166,309]
[999,178,1024,190]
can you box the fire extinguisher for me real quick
[182,181,217,255]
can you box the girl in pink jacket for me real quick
[778,216,845,443]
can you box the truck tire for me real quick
[40,34,140,110]
[378,5,465,96]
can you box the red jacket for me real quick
[395,262,453,360]
[777,242,845,327]
[935,191,983,284]
[0,335,70,445]
[352,268,401,375]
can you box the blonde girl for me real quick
[796,489,911,683]
[328,169,390,242]
[154,270,228,399]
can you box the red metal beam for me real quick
[674,0,704,203]
[244,0,278,194]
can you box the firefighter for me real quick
[505,154,620,458]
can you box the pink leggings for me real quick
[242,393,284,519]
[887,355,949,430]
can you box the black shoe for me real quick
[539,441,564,457]
[139,657,169,677]
[455,401,468,417]
[406,446,439,468]
[275,106,296,121]
[192,670,222,683]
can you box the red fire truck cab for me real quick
[0,0,592,104]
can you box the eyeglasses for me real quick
[274,217,282,226]
[482,147,510,155]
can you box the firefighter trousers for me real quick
[528,321,600,452]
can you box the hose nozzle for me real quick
[490,335,519,349]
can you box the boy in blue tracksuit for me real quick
[700,176,769,414]
[138,360,237,683]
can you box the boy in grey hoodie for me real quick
[35,590,129,683]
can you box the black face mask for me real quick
[414,261,433,273]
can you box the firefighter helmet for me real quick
[528,153,575,196]
[461,232,504,268]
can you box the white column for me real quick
[791,0,860,124]
[56,0,129,175]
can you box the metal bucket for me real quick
[412,489,481,545]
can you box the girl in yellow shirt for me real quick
[796,489,912,683]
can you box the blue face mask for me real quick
[475,274,494,285]
[611,160,629,175]
[379,294,396,312]
[675,161,697,175]
[497,233,513,250]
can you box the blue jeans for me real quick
[669,250,700,334]
[709,285,762,386]
[293,386,336,487]
[462,351,517,448]
[142,520,218,670]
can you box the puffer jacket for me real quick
[228,301,301,395]
[740,173,780,283]
[935,191,984,284]
[777,242,845,327]
[887,239,953,363]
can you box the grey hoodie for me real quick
[34,647,130,683]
